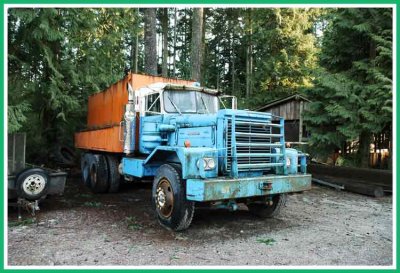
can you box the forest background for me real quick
[7,7,393,168]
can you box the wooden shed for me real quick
[255,94,311,143]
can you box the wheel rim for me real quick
[22,174,45,195]
[156,178,174,218]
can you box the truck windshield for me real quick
[163,90,219,114]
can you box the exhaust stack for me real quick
[123,83,135,154]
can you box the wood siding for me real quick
[265,100,306,120]
[260,98,309,142]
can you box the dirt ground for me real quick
[7,175,393,267]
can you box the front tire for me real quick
[152,164,194,231]
[247,194,287,218]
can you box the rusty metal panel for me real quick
[130,74,195,91]
[87,73,194,129]
[87,76,130,128]
[81,73,195,153]
[74,126,123,153]
[186,174,312,201]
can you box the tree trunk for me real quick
[229,18,235,95]
[161,8,169,77]
[201,9,207,86]
[246,8,253,98]
[358,131,371,168]
[191,8,204,82]
[133,8,139,73]
[144,8,157,75]
[172,8,177,77]
[215,46,220,90]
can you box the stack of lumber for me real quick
[308,163,392,198]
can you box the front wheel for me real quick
[152,164,194,231]
[247,194,287,218]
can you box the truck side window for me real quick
[145,93,161,116]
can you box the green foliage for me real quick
[202,8,322,108]
[8,103,30,133]
[256,237,276,245]
[8,7,392,169]
[8,8,141,163]
[304,8,392,164]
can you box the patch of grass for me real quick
[128,245,136,253]
[170,254,180,260]
[101,234,111,242]
[126,216,142,231]
[8,218,35,227]
[256,237,276,246]
[83,201,102,208]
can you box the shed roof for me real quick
[254,94,311,112]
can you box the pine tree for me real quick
[8,8,141,163]
[303,8,392,167]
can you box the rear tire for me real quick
[152,164,194,231]
[88,154,109,193]
[105,155,121,193]
[247,194,287,218]
[80,153,91,187]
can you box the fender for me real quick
[144,146,218,179]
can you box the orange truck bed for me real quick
[75,73,195,153]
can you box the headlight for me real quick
[205,158,216,169]
[197,157,216,170]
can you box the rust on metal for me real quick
[75,125,123,153]
[75,73,195,153]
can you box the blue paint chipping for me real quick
[120,87,311,203]
[186,174,312,201]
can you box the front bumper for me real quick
[186,174,311,201]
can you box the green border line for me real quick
[2,1,397,271]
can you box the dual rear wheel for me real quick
[80,153,121,193]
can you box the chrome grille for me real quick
[225,115,285,175]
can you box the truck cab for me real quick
[76,74,311,231]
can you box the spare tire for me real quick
[16,168,50,201]
[54,145,76,167]
[88,154,109,193]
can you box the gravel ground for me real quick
[7,176,393,267]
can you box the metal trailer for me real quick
[75,73,312,231]
[8,133,67,208]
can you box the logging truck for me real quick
[75,73,311,231]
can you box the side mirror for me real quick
[218,95,237,110]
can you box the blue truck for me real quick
[75,74,311,231]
